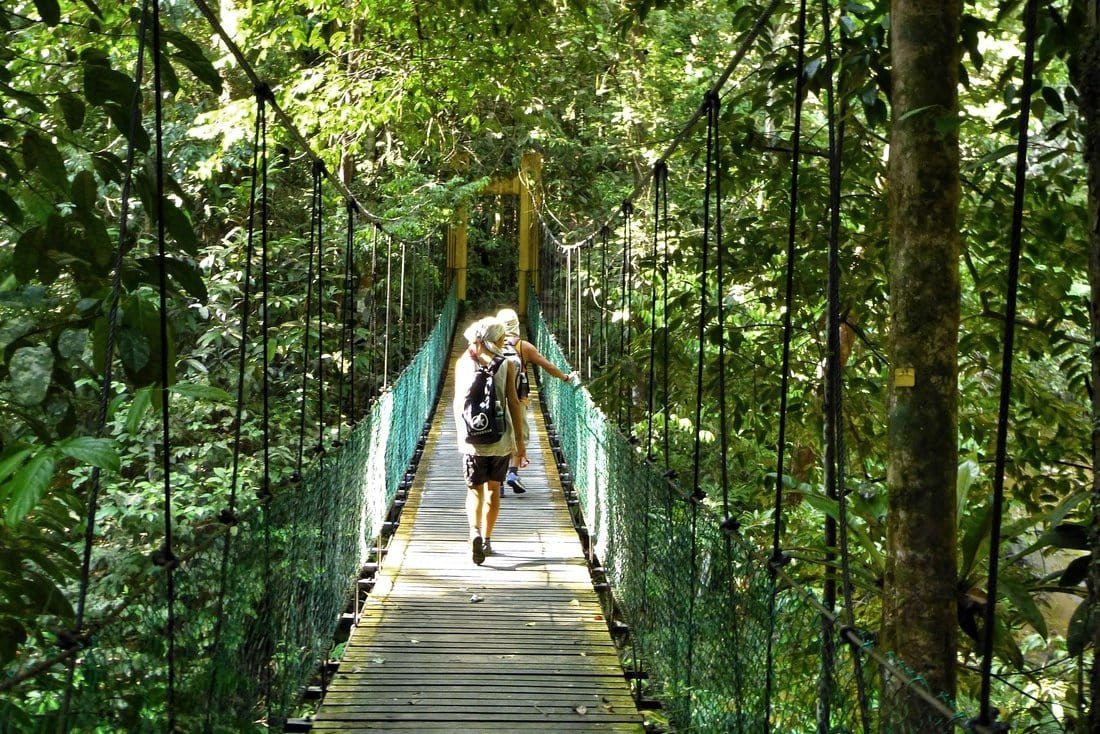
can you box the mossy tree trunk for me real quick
[882,0,962,727]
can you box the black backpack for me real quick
[502,342,530,400]
[462,355,506,444]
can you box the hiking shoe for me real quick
[482,539,493,556]
[508,475,527,494]
[472,536,485,565]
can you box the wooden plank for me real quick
[313,338,646,732]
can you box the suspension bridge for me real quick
[1,0,1089,732]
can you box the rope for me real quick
[346,200,358,425]
[150,2,179,726]
[584,238,595,378]
[979,0,1039,725]
[645,161,667,463]
[205,85,265,731]
[61,2,151,727]
[765,0,810,726]
[257,90,275,722]
[617,203,634,431]
[315,171,327,456]
[334,208,351,447]
[399,240,407,363]
[383,234,394,388]
[367,225,380,398]
[293,161,324,480]
[818,1,872,730]
[575,238,584,364]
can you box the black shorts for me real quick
[463,454,510,487]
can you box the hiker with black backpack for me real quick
[452,316,526,565]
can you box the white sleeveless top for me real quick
[452,352,516,456]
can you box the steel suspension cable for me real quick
[979,0,1039,725]
[765,0,810,727]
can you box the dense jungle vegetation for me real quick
[1,0,1099,731]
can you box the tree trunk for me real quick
[882,0,962,729]
[1079,3,1100,730]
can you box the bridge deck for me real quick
[312,338,646,732]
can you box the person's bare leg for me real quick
[466,484,484,540]
[483,481,502,539]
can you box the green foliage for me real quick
[0,0,1096,729]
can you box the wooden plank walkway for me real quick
[311,338,647,732]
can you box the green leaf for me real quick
[12,227,42,282]
[91,151,124,184]
[997,576,1048,639]
[796,492,884,571]
[1066,599,1094,657]
[1038,523,1090,551]
[164,257,207,301]
[0,187,24,225]
[21,570,75,619]
[0,82,48,113]
[56,436,120,472]
[33,0,61,26]
[1058,554,1091,588]
[58,92,86,131]
[83,61,136,106]
[0,619,28,668]
[21,132,68,193]
[162,201,199,255]
[118,326,152,380]
[163,29,224,94]
[959,502,993,583]
[70,169,97,211]
[103,102,149,152]
[5,452,56,525]
[0,448,34,486]
[1041,86,1064,115]
[126,386,153,434]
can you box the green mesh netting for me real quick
[4,288,457,732]
[528,294,974,734]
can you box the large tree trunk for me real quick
[882,0,962,728]
[1079,3,1100,730]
